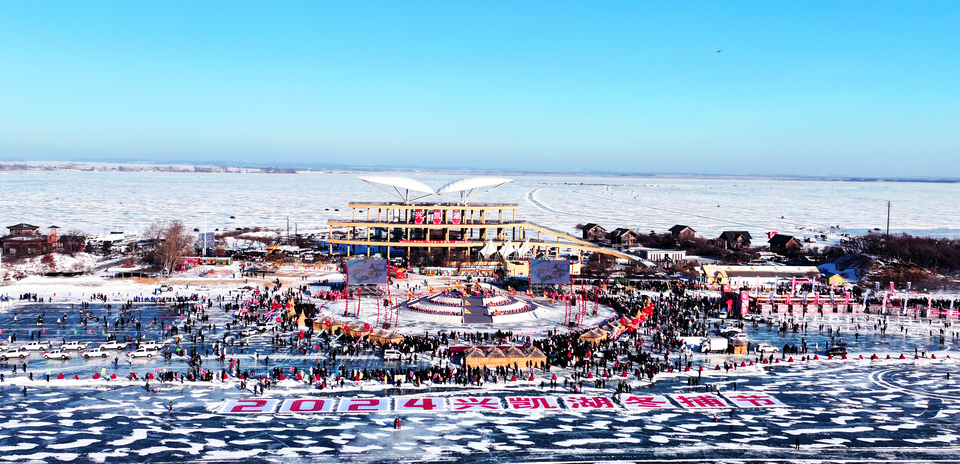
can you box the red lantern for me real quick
[324,320,332,327]
[619,317,628,325]
[276,317,282,323]
[363,323,371,331]
[631,318,639,326]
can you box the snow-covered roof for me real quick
[437,177,513,204]
[356,176,437,204]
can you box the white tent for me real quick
[478,241,498,260]
[499,240,516,259]
[515,240,532,258]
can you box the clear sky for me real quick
[0,2,957,177]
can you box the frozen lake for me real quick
[2,297,960,463]
[3,170,960,240]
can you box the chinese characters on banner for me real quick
[723,393,788,408]
[562,396,617,409]
[450,397,504,411]
[449,209,462,225]
[431,209,442,225]
[506,397,561,410]
[413,209,426,225]
[621,395,674,410]
[221,395,786,415]
[670,394,730,409]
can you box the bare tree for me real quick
[62,229,87,255]
[142,220,166,251]
[156,220,194,275]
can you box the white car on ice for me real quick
[60,341,88,351]
[101,340,129,350]
[43,349,71,360]
[81,347,110,358]
[755,342,779,354]
[1,346,30,361]
[137,341,163,351]
[127,347,156,358]
[23,341,53,351]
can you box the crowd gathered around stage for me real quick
[3,274,960,396]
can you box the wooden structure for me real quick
[326,177,639,264]
[0,223,49,258]
[716,231,753,249]
[581,223,607,242]
[669,225,696,239]
[768,234,802,254]
[608,228,638,246]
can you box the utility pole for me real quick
[201,211,208,258]
[886,201,891,236]
[286,218,290,244]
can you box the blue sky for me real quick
[0,2,957,177]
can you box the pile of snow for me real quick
[8,252,101,275]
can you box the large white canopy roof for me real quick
[437,177,513,204]
[357,176,436,203]
[355,175,514,204]
[437,177,512,194]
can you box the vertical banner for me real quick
[740,291,750,315]
[431,210,442,225]
[413,209,426,225]
[449,210,462,225]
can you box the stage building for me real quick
[325,177,638,266]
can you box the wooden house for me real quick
[768,234,802,254]
[716,231,752,249]
[607,228,638,246]
[581,223,607,242]
[668,225,696,239]
[0,223,48,258]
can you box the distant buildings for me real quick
[581,223,607,242]
[669,225,696,239]
[607,228,638,246]
[768,234,802,254]
[716,231,753,249]
[1,223,50,257]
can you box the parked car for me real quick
[61,341,88,351]
[0,347,30,361]
[43,349,71,360]
[101,340,129,350]
[383,349,402,360]
[729,333,749,343]
[826,345,848,356]
[137,341,163,351]
[754,342,779,354]
[23,341,52,351]
[128,347,155,358]
[81,347,110,358]
[719,326,742,337]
